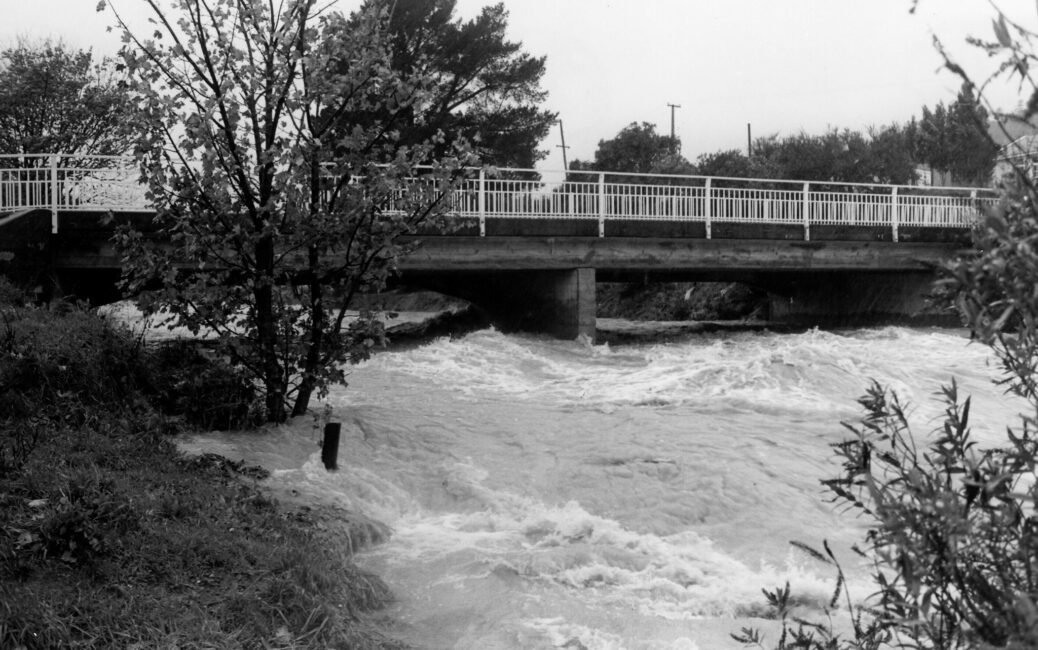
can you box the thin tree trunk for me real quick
[255,233,286,422]
[291,244,324,417]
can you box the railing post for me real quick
[802,181,810,241]
[478,168,486,237]
[891,186,899,243]
[704,177,712,239]
[49,154,59,234]
[597,172,605,237]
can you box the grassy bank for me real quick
[0,287,403,649]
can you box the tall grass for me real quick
[0,284,403,649]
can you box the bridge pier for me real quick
[763,271,950,326]
[415,268,597,341]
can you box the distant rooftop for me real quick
[999,134,1038,161]
[989,114,1038,147]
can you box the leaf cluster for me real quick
[0,38,135,156]
[569,121,694,182]
[915,84,998,187]
[339,0,556,168]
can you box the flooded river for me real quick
[181,323,1020,649]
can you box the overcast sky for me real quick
[0,1,1032,171]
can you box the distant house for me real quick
[913,164,953,187]
[915,116,1038,187]
[994,134,1038,183]
[990,116,1038,184]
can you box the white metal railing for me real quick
[0,154,996,240]
[0,154,145,231]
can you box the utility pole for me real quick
[667,103,681,152]
[556,119,570,170]
[747,123,752,157]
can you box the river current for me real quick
[178,322,1022,649]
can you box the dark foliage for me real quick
[0,39,134,156]
[336,0,555,168]
[145,341,264,431]
[0,287,399,648]
[916,83,998,186]
[569,121,694,182]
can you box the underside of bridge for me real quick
[403,266,950,341]
[758,270,947,325]
[0,209,966,341]
[397,235,964,340]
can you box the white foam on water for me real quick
[179,323,1022,649]
[357,327,1003,423]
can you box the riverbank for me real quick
[0,291,407,649]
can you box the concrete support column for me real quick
[554,267,597,340]
[491,267,596,340]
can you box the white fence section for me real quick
[0,155,995,239]
[0,154,145,232]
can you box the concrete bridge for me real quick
[0,154,994,339]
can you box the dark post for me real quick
[667,103,681,153]
[747,123,752,156]
[321,422,341,470]
[556,119,570,171]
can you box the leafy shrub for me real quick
[737,379,1038,649]
[0,300,152,475]
[144,340,264,430]
[0,303,148,418]
[0,417,45,478]
[0,275,27,307]
[27,471,140,565]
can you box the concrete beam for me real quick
[398,236,962,275]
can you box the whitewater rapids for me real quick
[180,324,1021,649]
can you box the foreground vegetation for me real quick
[0,285,401,649]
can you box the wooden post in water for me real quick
[321,422,341,471]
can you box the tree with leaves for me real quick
[0,39,134,157]
[751,127,914,185]
[569,121,694,181]
[694,148,783,179]
[334,0,555,169]
[916,82,998,185]
[105,0,473,422]
[692,125,916,185]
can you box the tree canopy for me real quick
[574,121,917,185]
[750,125,917,185]
[106,0,473,422]
[0,39,133,157]
[334,0,555,169]
[570,122,694,178]
[916,82,998,185]
[694,148,779,179]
